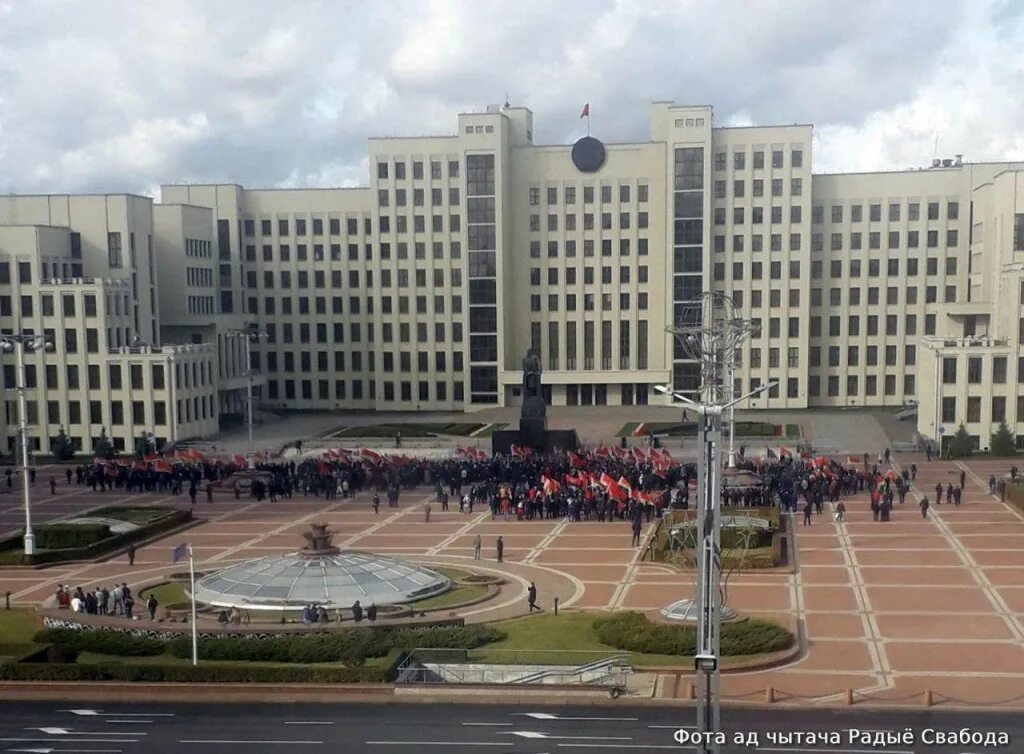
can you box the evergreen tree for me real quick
[990,421,1017,457]
[50,427,75,461]
[946,423,974,459]
[94,428,116,460]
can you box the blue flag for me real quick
[172,543,190,564]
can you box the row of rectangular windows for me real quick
[813,201,959,224]
[247,267,464,291]
[713,256,961,283]
[263,350,464,374]
[376,159,461,181]
[529,184,651,206]
[530,266,650,286]
[940,396,1024,425]
[244,241,463,263]
[529,212,649,232]
[249,294,464,318]
[267,378,465,404]
[244,217,369,238]
[529,292,650,313]
[712,229,960,252]
[529,238,650,258]
[713,149,803,171]
[260,321,464,346]
[714,178,802,198]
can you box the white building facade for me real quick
[2,102,1023,453]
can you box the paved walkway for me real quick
[7,454,1024,707]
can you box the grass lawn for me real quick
[408,566,491,611]
[0,608,40,644]
[472,612,689,667]
[471,612,783,668]
[139,582,188,606]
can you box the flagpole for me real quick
[189,544,198,667]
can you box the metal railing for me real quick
[394,649,633,688]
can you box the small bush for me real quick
[592,612,793,657]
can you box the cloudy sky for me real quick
[1,0,1022,196]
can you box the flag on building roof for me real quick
[172,543,190,564]
[580,103,590,118]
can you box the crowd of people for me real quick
[55,583,158,621]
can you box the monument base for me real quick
[492,428,580,455]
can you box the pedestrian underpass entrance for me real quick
[393,649,632,695]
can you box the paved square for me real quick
[6,453,1024,707]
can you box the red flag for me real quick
[360,448,382,462]
[569,451,586,469]
[132,461,146,472]
[232,454,247,466]
[617,476,633,492]
[541,475,560,495]
[595,445,609,458]
[154,460,172,474]
[599,472,617,490]
[580,103,590,118]
[632,423,647,437]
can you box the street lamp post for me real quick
[0,334,54,556]
[226,329,267,447]
[662,292,760,754]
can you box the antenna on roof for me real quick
[933,132,939,161]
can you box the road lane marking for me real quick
[461,723,512,727]
[284,722,334,726]
[514,713,638,721]
[180,741,322,746]
[366,743,506,747]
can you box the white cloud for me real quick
[0,0,1021,193]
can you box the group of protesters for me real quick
[55,582,158,621]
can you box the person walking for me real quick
[802,499,812,526]
[65,467,72,485]
[147,593,158,620]
[960,469,967,489]
[527,582,539,613]
[835,500,846,523]
[631,517,642,547]
[372,493,380,515]
[206,481,213,503]
[188,483,197,507]
[919,495,930,519]
[127,544,136,567]
[496,535,504,563]
[989,475,997,495]
[910,463,917,481]
[49,476,56,496]
[424,502,432,522]
[473,533,482,560]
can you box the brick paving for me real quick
[5,453,1024,707]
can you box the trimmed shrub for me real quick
[46,644,80,663]
[0,662,387,683]
[593,612,793,657]
[35,524,111,550]
[34,628,165,657]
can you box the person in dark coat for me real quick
[147,594,158,620]
[527,582,538,612]
[367,603,377,622]
[127,544,136,566]
[352,600,363,622]
[496,535,504,563]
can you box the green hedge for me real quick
[593,612,793,657]
[35,523,111,550]
[35,624,506,665]
[0,662,387,683]
[33,629,165,657]
[0,508,191,565]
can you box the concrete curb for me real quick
[1,682,1020,711]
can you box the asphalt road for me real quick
[0,701,1020,753]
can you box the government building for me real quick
[1,101,1022,455]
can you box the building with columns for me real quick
[1,101,1023,454]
